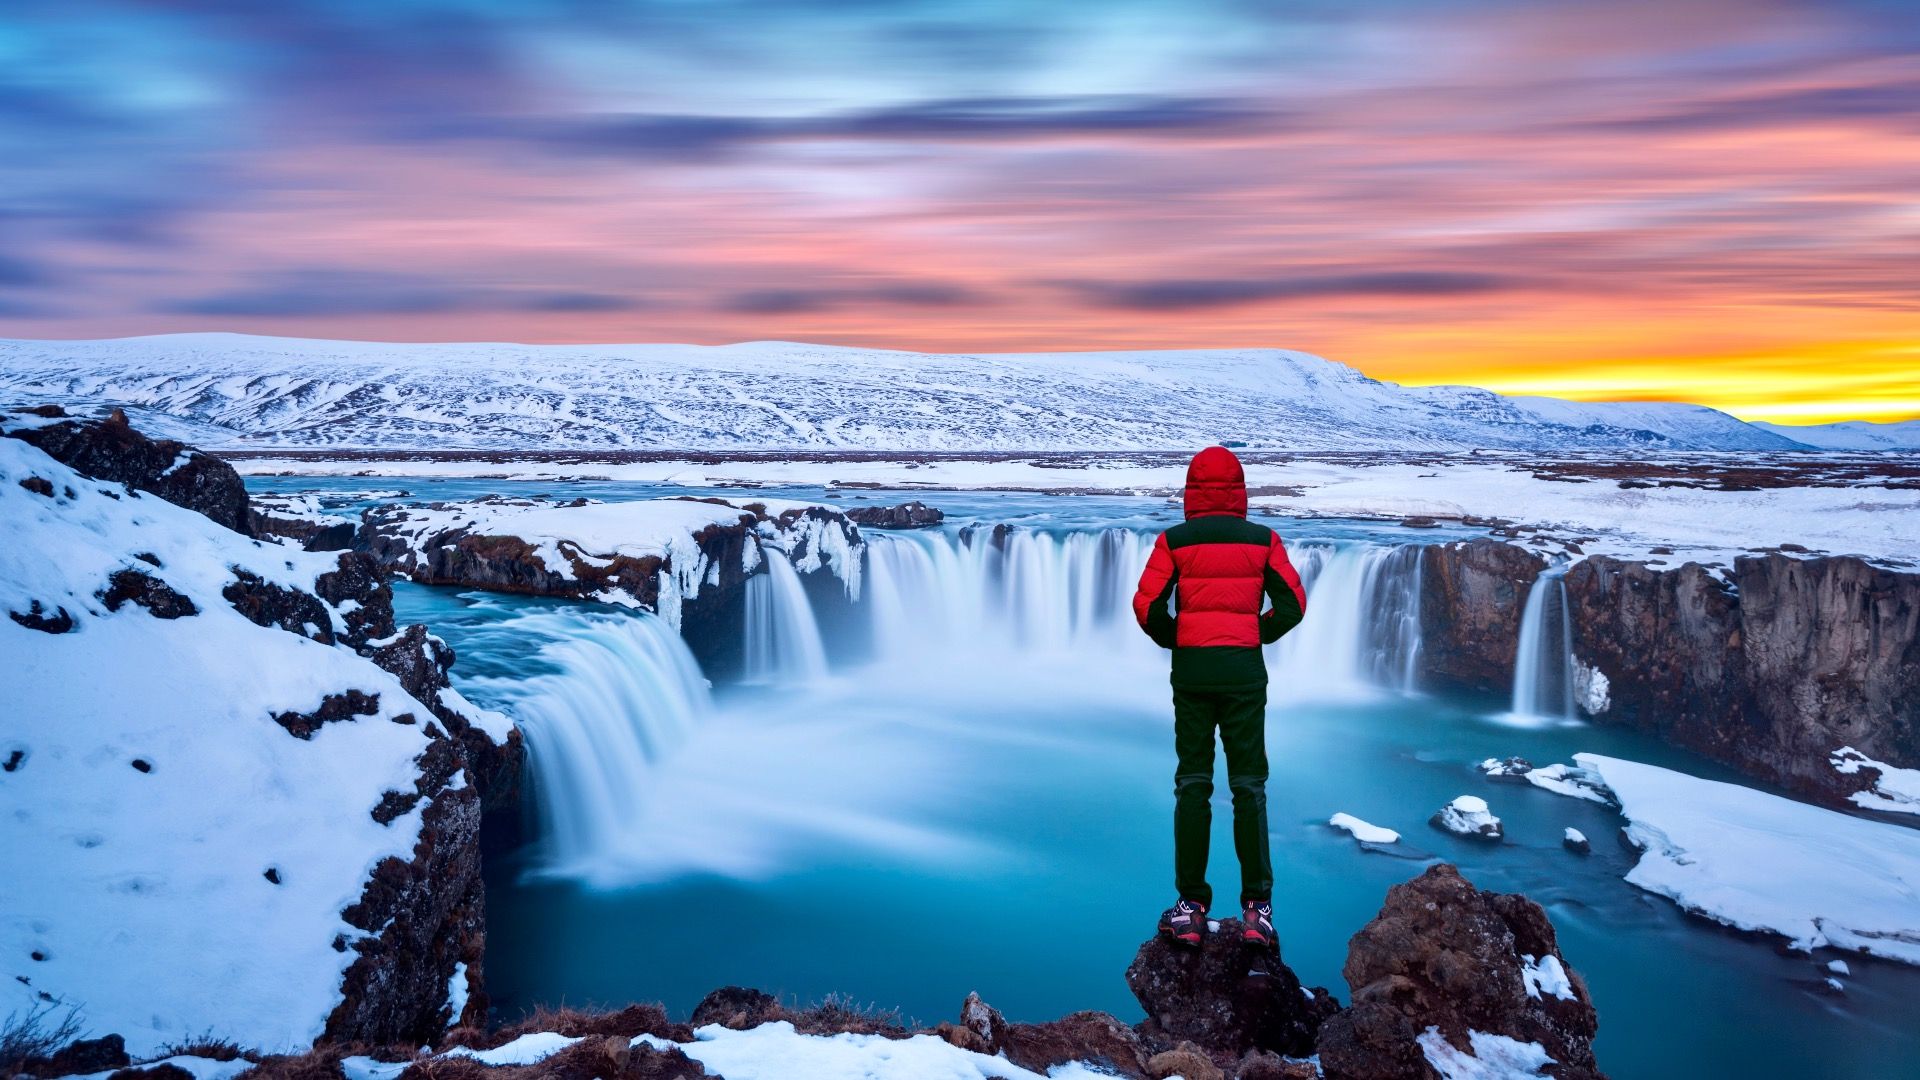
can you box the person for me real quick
[1131,445,1306,950]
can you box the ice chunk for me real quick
[1330,812,1401,844]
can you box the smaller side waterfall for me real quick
[465,606,713,873]
[742,552,829,684]
[1512,567,1576,721]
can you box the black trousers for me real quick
[1172,685,1272,907]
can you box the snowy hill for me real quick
[1753,419,1920,451]
[0,333,1809,452]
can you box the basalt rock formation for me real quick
[1415,536,1919,804]
[1415,538,1547,695]
[1563,552,1919,803]
[1317,864,1604,1080]
[4,405,253,534]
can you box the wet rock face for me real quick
[1126,919,1339,1059]
[1316,864,1604,1080]
[1416,539,1546,694]
[4,407,252,534]
[1565,553,1920,801]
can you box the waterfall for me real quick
[743,551,829,684]
[1511,567,1576,721]
[462,605,712,874]
[862,528,1424,700]
[1266,542,1425,700]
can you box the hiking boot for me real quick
[1240,899,1276,951]
[1158,898,1208,947]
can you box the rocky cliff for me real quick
[355,495,864,679]
[1564,552,1918,802]
[1415,538,1547,695]
[1417,537,1920,804]
[2,409,516,1053]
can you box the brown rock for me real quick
[1316,864,1604,1080]
[1125,919,1337,1058]
[5,408,252,534]
[690,986,784,1030]
[1003,1011,1149,1078]
[1148,1042,1226,1080]
[1416,539,1546,694]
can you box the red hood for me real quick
[1183,446,1247,519]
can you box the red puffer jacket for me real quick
[1132,446,1307,688]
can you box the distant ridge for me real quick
[0,333,1813,453]
[1753,419,1920,452]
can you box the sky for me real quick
[1,1,1917,424]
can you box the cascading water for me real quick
[461,605,712,876]
[1511,566,1576,722]
[1266,541,1425,699]
[862,529,1425,698]
[742,550,829,684]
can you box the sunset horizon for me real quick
[4,0,1916,426]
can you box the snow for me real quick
[338,1058,411,1080]
[1578,753,1920,965]
[1329,812,1401,844]
[1830,747,1920,816]
[1563,827,1588,846]
[445,961,470,1029]
[0,437,455,1054]
[1416,1027,1556,1079]
[1523,763,1614,805]
[1754,418,1920,451]
[1434,795,1503,840]
[1827,959,1851,975]
[444,1032,582,1066]
[632,1021,1111,1080]
[54,1054,254,1080]
[0,333,1809,452]
[1520,954,1576,1001]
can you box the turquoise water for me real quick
[276,475,1920,1079]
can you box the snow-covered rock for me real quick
[1562,828,1590,855]
[1416,1027,1557,1079]
[1580,753,1920,965]
[359,494,861,627]
[0,434,494,1054]
[1478,757,1533,782]
[1329,812,1401,844]
[1318,864,1602,1080]
[1831,746,1920,816]
[1431,796,1504,842]
[1523,763,1615,806]
[0,333,1809,452]
[1827,959,1851,976]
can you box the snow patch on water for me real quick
[1330,812,1401,844]
[1580,753,1920,965]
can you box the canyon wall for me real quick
[1418,538,1920,804]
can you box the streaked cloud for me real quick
[0,0,1915,422]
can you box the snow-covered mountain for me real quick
[1753,419,1920,452]
[0,333,1813,452]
